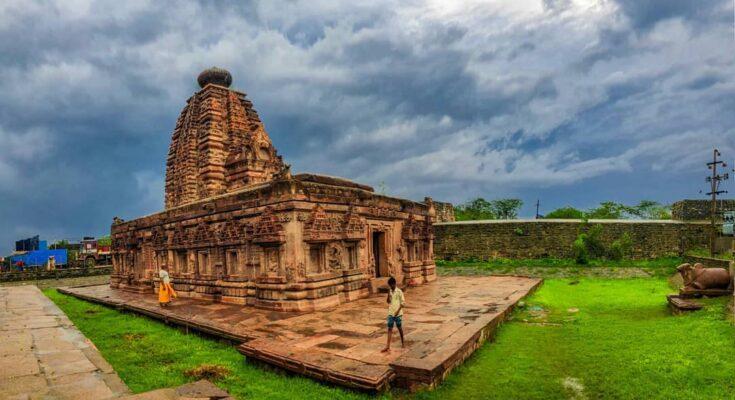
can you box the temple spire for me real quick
[164,68,284,209]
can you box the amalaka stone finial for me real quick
[197,66,232,88]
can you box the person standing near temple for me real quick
[382,276,405,352]
[158,265,177,307]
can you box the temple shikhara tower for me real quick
[110,67,437,311]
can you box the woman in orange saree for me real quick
[158,266,177,307]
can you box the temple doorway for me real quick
[372,231,385,277]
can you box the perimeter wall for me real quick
[433,219,711,261]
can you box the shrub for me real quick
[609,233,633,260]
[573,235,589,264]
[584,224,606,258]
[184,364,231,381]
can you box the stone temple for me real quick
[110,67,437,311]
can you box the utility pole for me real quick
[705,149,729,256]
[535,199,540,219]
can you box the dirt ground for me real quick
[437,266,655,279]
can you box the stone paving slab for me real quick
[60,276,542,391]
[0,285,131,399]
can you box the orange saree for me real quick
[158,282,177,304]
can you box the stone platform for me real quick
[59,276,542,391]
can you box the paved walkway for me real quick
[0,285,129,399]
[61,276,542,391]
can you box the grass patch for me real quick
[44,276,734,399]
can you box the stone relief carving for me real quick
[397,244,406,262]
[327,242,343,270]
[285,261,306,282]
[252,207,286,244]
[267,249,280,274]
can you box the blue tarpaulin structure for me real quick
[10,249,67,267]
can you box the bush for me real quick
[584,224,606,258]
[608,233,632,260]
[573,235,589,264]
[573,225,634,263]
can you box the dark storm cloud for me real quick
[682,73,725,91]
[0,0,733,254]
[613,0,727,31]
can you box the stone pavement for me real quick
[61,276,542,391]
[0,285,130,399]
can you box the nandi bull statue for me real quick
[676,263,732,292]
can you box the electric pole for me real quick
[705,148,729,256]
[535,199,540,219]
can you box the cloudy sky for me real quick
[0,0,734,253]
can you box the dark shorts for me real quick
[387,315,402,329]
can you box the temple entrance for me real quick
[372,231,385,277]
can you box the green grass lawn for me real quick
[418,278,735,400]
[44,276,735,400]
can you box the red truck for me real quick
[80,237,112,267]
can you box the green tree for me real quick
[454,198,496,221]
[586,201,635,219]
[97,236,112,247]
[491,199,523,219]
[454,198,524,221]
[544,206,586,219]
[630,200,671,220]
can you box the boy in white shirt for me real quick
[381,276,405,352]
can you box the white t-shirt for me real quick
[159,269,170,284]
[388,288,405,317]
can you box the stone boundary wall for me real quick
[0,266,112,282]
[672,199,735,221]
[434,219,711,261]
